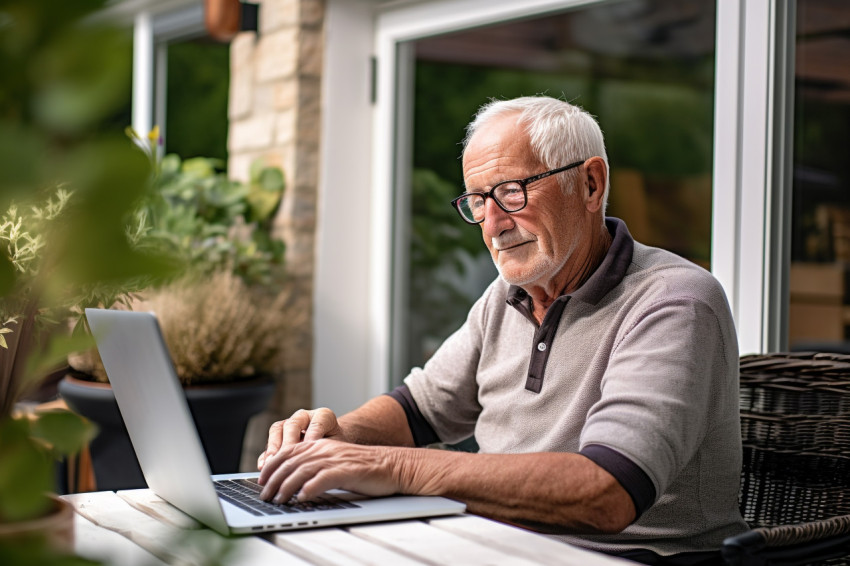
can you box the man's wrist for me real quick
[391,446,456,496]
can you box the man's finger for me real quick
[259,420,285,469]
[282,410,313,445]
[271,461,318,504]
[302,408,337,442]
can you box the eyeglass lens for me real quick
[457,182,525,223]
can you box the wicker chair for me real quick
[721,352,850,566]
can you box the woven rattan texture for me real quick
[739,352,850,529]
[753,515,850,548]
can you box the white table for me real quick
[64,490,635,565]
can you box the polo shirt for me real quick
[389,217,747,556]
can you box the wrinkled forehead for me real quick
[462,114,538,179]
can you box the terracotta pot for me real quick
[204,0,241,41]
[0,495,75,554]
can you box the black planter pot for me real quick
[58,374,275,491]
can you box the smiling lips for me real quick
[494,240,534,252]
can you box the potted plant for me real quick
[0,253,97,554]
[59,148,298,490]
[0,0,183,558]
[0,133,179,562]
[0,81,163,566]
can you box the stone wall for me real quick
[228,0,325,468]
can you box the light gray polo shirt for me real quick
[392,218,747,556]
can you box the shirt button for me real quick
[537,342,547,352]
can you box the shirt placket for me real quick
[524,297,570,393]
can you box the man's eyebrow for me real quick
[463,176,514,192]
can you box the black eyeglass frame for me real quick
[450,159,586,225]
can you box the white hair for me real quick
[463,96,610,212]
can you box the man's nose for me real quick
[480,197,514,238]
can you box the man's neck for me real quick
[524,224,613,324]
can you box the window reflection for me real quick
[789,0,850,352]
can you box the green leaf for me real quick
[245,188,281,223]
[181,156,218,178]
[248,158,266,182]
[246,166,284,223]
[30,26,131,134]
[54,139,182,286]
[0,124,50,211]
[30,410,97,457]
[257,166,284,192]
[159,153,182,176]
[0,418,52,523]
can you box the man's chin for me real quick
[495,264,545,287]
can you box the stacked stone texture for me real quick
[229,0,324,467]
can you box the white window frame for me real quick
[712,0,795,356]
[101,0,206,143]
[316,0,794,411]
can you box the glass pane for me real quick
[402,0,717,376]
[165,38,230,163]
[788,0,850,352]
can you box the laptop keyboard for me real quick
[213,478,361,517]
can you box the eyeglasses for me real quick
[450,160,586,225]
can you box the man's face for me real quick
[462,114,586,288]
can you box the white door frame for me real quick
[107,0,205,142]
[711,0,795,356]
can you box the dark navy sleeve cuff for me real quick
[579,444,656,519]
[385,385,440,447]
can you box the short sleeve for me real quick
[580,295,737,497]
[402,280,503,444]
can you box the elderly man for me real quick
[258,96,747,564]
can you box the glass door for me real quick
[397,0,718,377]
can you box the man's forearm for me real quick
[337,398,635,533]
[395,448,636,534]
[338,395,415,447]
[258,414,634,533]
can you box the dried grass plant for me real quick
[70,269,302,385]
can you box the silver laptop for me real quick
[85,308,465,536]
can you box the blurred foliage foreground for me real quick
[0,0,285,559]
[0,0,169,540]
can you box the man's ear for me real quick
[584,156,607,213]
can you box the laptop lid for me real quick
[86,308,231,534]
[85,308,465,535]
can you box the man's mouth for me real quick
[496,240,533,251]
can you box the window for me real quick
[164,38,230,162]
[399,0,717,375]
[316,0,795,409]
[788,0,850,352]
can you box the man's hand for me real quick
[255,398,419,503]
[257,408,346,471]
[257,439,407,503]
